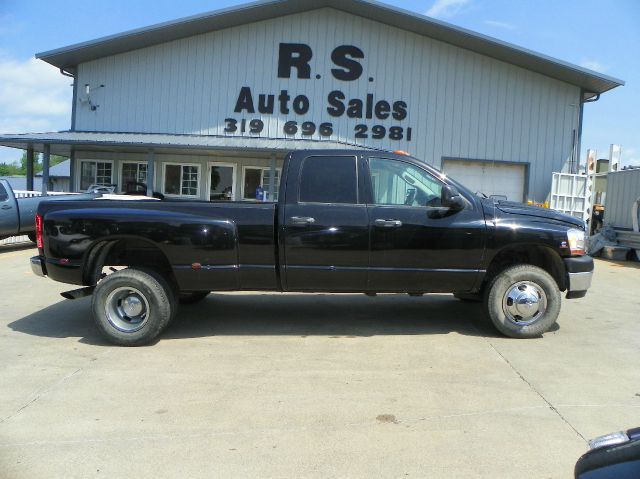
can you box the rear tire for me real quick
[484,264,561,338]
[91,268,176,346]
[27,232,37,243]
[178,291,210,305]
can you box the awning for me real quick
[0,131,374,157]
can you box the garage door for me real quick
[442,160,526,202]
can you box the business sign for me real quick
[223,43,413,142]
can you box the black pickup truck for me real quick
[31,149,593,346]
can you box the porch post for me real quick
[26,146,34,191]
[69,150,76,192]
[268,153,276,201]
[41,144,50,195]
[146,149,155,197]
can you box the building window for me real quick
[163,163,200,197]
[121,162,147,192]
[242,167,281,201]
[263,168,281,201]
[209,163,236,201]
[79,160,113,191]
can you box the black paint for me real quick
[278,43,312,79]
[330,45,364,81]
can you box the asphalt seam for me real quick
[484,339,588,444]
[0,347,114,424]
[0,367,83,424]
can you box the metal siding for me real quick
[607,169,640,230]
[74,8,579,201]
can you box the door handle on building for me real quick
[374,219,402,228]
[290,216,316,226]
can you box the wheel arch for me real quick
[83,236,176,289]
[482,244,567,292]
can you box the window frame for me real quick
[120,161,148,193]
[241,165,282,201]
[207,162,237,201]
[365,157,446,208]
[297,155,360,205]
[78,159,114,192]
[162,162,201,198]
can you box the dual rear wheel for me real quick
[92,268,209,346]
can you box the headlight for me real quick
[567,228,585,255]
[588,431,629,450]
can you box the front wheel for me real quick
[91,268,176,346]
[484,265,561,338]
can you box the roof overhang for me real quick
[36,0,624,96]
[0,131,373,157]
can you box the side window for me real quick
[368,158,443,207]
[121,162,148,192]
[80,160,113,191]
[163,163,200,197]
[299,156,357,204]
[0,183,8,202]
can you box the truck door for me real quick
[0,181,19,238]
[364,157,485,292]
[282,154,369,291]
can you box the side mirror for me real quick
[440,184,465,211]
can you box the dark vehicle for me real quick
[575,428,640,478]
[30,150,593,346]
[0,179,96,242]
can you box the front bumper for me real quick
[565,255,593,299]
[30,256,46,277]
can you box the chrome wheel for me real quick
[501,281,547,326]
[105,287,150,332]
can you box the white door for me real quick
[443,160,526,202]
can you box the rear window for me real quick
[0,183,7,202]
[299,156,357,204]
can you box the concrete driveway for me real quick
[1,244,639,478]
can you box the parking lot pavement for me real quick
[1,245,639,479]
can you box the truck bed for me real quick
[37,199,279,291]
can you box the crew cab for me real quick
[31,150,593,346]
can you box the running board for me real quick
[61,286,95,300]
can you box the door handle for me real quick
[374,219,403,228]
[1,204,11,210]
[290,216,316,226]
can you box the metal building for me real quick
[606,169,640,231]
[0,0,624,202]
